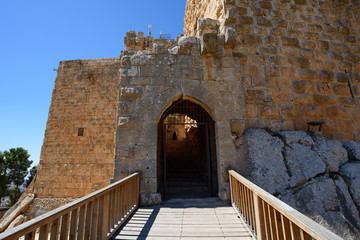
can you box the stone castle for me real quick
[32,0,360,215]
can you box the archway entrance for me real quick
[158,100,218,199]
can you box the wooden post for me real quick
[77,205,86,240]
[69,208,78,240]
[253,192,264,240]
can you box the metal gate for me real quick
[159,100,215,199]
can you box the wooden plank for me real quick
[84,201,93,239]
[97,196,105,239]
[59,213,69,240]
[39,224,49,240]
[281,214,291,240]
[267,204,274,240]
[90,198,99,240]
[248,187,255,231]
[229,175,234,204]
[50,218,59,240]
[273,209,281,240]
[109,190,114,230]
[262,200,269,240]
[253,193,264,240]
[77,205,86,240]
[103,193,110,238]
[69,208,78,240]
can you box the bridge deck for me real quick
[111,198,255,240]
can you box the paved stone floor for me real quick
[111,198,255,240]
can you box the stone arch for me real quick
[157,97,218,199]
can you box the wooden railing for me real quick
[229,170,343,240]
[0,172,140,240]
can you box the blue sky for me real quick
[0,0,186,166]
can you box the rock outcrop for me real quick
[235,129,360,239]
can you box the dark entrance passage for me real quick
[158,100,218,200]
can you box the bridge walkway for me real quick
[111,198,255,240]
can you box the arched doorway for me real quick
[158,99,218,199]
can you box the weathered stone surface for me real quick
[280,177,360,239]
[315,140,348,172]
[283,143,326,187]
[140,193,161,206]
[339,162,360,209]
[236,129,290,194]
[224,27,237,48]
[178,36,198,54]
[278,131,314,147]
[197,18,219,35]
[343,141,360,161]
[201,33,217,55]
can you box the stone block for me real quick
[197,18,219,35]
[178,36,198,54]
[246,104,258,117]
[282,37,300,48]
[339,97,359,109]
[256,17,273,27]
[319,41,330,51]
[124,31,137,49]
[301,105,323,118]
[280,105,296,118]
[259,1,272,9]
[333,84,351,96]
[200,33,217,55]
[236,7,247,15]
[299,48,314,58]
[120,66,138,77]
[253,75,271,87]
[245,89,270,104]
[261,46,277,55]
[224,27,237,49]
[260,105,280,119]
[299,68,318,80]
[313,94,336,106]
[301,40,316,49]
[120,86,142,98]
[230,119,246,135]
[326,106,349,119]
[239,34,263,45]
[319,70,334,82]
[288,57,310,68]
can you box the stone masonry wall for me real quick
[34,59,120,199]
[115,29,246,203]
[185,0,360,141]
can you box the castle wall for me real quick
[34,59,120,199]
[185,0,360,141]
[115,31,246,202]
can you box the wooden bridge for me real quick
[0,171,342,240]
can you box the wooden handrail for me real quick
[229,170,343,240]
[0,172,140,240]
